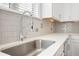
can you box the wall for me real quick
[55,22,79,33]
[0,9,54,45]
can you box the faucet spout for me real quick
[19,11,32,41]
[22,11,32,16]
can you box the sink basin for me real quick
[2,40,55,56]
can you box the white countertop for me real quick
[0,52,10,56]
[0,33,79,56]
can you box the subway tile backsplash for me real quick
[0,9,54,45]
[0,9,21,45]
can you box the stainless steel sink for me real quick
[2,40,55,56]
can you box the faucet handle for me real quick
[20,34,27,41]
[20,34,24,41]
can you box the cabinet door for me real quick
[70,38,79,56]
[65,36,79,56]
[62,4,72,21]
[60,3,79,21]
[52,3,64,20]
[71,42,79,56]
[41,3,53,18]
[71,3,79,21]
[64,39,72,56]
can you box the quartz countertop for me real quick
[0,33,79,56]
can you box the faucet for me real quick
[19,11,32,41]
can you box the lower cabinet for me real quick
[70,40,79,56]
[64,38,71,56]
[54,44,64,56]
[67,35,79,56]
[54,35,79,56]
[64,35,79,56]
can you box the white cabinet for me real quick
[41,3,53,18]
[53,3,72,21]
[65,35,79,56]
[64,38,71,56]
[70,39,79,56]
[54,44,64,56]
[69,35,79,56]
[71,4,79,21]
[53,3,79,21]
[52,3,64,20]
[62,3,79,21]
[62,4,72,21]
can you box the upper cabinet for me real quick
[52,3,64,21]
[53,3,79,22]
[41,3,53,18]
[62,3,72,21]
[40,3,60,22]
[71,3,79,21]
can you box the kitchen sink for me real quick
[2,40,55,56]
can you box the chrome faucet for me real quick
[19,11,32,41]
